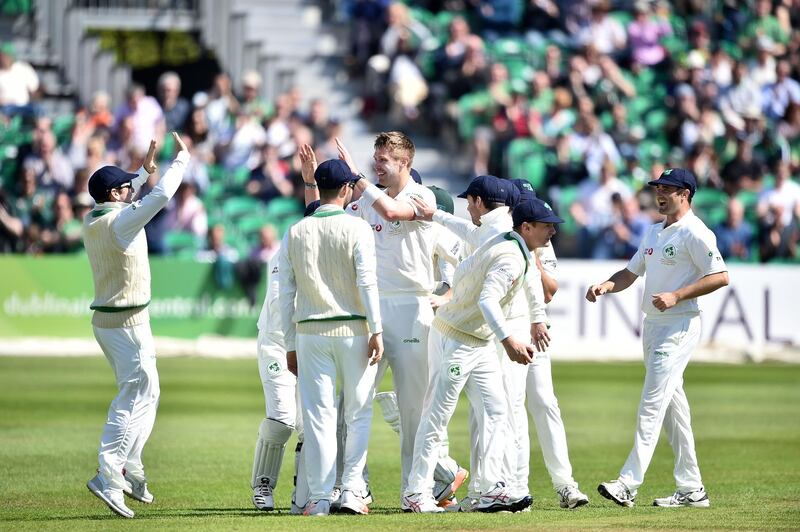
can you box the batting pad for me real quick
[252,418,293,488]
[375,391,401,434]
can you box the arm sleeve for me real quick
[130,166,150,198]
[353,223,382,334]
[434,226,463,266]
[113,151,190,245]
[688,227,728,276]
[478,254,523,342]
[536,244,558,281]
[432,210,483,250]
[524,267,547,323]
[278,238,298,351]
[625,230,648,277]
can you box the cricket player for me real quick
[279,159,383,516]
[587,168,729,508]
[509,179,590,510]
[336,134,466,506]
[84,133,189,519]
[403,198,562,513]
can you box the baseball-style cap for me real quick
[509,178,537,206]
[314,159,356,190]
[410,168,423,184]
[648,167,697,198]
[512,198,564,227]
[427,185,454,214]
[88,165,139,202]
[458,175,513,205]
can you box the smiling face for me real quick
[654,184,690,217]
[372,146,409,188]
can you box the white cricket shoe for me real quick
[402,493,444,513]
[653,487,710,508]
[474,482,531,513]
[122,472,153,504]
[558,485,589,509]
[598,479,636,507]
[303,499,331,516]
[87,474,134,518]
[251,478,274,511]
[338,489,370,514]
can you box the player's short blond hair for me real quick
[374,131,415,164]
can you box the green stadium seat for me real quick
[552,185,579,236]
[265,197,303,220]
[506,138,542,179]
[164,230,202,256]
[521,155,546,191]
[222,196,261,220]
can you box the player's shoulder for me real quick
[403,181,435,204]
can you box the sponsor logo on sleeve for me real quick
[267,360,282,376]
[447,363,463,380]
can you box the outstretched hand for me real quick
[410,196,436,221]
[143,140,158,174]
[172,131,188,154]
[299,143,318,184]
[335,137,360,175]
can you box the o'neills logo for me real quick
[402,338,420,343]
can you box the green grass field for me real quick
[1,356,798,530]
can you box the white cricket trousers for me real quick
[619,314,703,492]
[406,329,507,497]
[374,294,433,493]
[525,349,577,490]
[297,333,377,502]
[93,323,159,491]
[257,332,297,427]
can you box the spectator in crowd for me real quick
[720,61,764,132]
[157,71,191,133]
[579,1,626,58]
[714,196,755,260]
[740,0,789,55]
[114,84,165,154]
[757,159,800,232]
[240,70,272,121]
[627,0,672,68]
[346,0,390,76]
[305,99,333,145]
[567,113,621,178]
[763,59,800,121]
[197,223,240,290]
[721,137,763,196]
[0,189,23,252]
[184,106,216,164]
[570,159,633,258]
[40,190,83,253]
[0,42,40,118]
[220,109,267,171]
[246,144,294,202]
[249,224,280,264]
[608,193,651,259]
[13,165,53,249]
[544,133,588,190]
[164,182,208,241]
[23,129,74,192]
[205,72,238,142]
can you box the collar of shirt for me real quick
[480,206,511,226]
[507,230,533,263]
[661,208,696,232]
[314,203,345,214]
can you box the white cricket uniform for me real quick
[280,204,382,502]
[406,231,530,497]
[256,247,298,428]
[84,153,189,491]
[619,209,727,492]
[519,244,581,492]
[348,181,459,494]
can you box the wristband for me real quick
[304,182,318,189]
[361,182,383,207]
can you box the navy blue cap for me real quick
[458,175,514,205]
[648,167,697,198]
[314,159,356,190]
[509,178,537,206]
[304,200,320,217]
[88,165,139,202]
[410,168,423,184]
[512,198,564,226]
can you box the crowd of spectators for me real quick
[0,52,339,271]
[343,0,800,262]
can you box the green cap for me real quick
[428,185,454,215]
[0,42,15,57]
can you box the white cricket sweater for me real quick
[279,204,382,351]
[434,231,530,346]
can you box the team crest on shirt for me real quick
[660,244,677,265]
[267,360,282,376]
[447,363,463,381]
